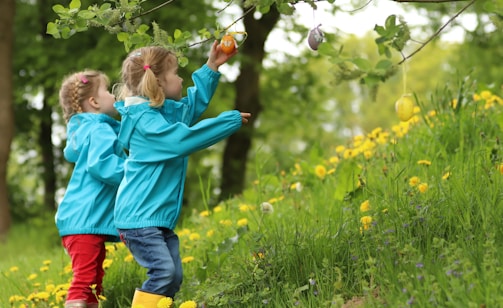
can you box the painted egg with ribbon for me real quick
[220,34,237,54]
[395,94,415,122]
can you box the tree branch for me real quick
[398,0,476,64]
[393,0,468,2]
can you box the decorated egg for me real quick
[220,34,237,54]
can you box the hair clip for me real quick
[132,52,142,57]
[80,75,89,84]
[143,65,151,71]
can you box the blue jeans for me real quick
[118,227,183,297]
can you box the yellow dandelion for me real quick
[266,197,277,204]
[409,176,420,187]
[40,266,49,272]
[450,99,458,109]
[213,205,223,213]
[199,210,210,217]
[219,219,233,226]
[124,253,134,262]
[343,149,357,159]
[105,245,117,254]
[178,228,191,237]
[237,218,248,227]
[360,216,372,230]
[45,284,55,292]
[363,150,373,160]
[206,229,215,237]
[64,263,72,274]
[10,266,19,272]
[55,290,67,302]
[35,291,50,301]
[442,172,451,180]
[43,260,52,266]
[315,164,327,179]
[189,233,200,241]
[27,273,37,280]
[102,259,113,269]
[335,145,346,153]
[239,204,252,212]
[360,200,370,212]
[9,295,25,303]
[417,160,431,166]
[179,300,198,308]
[182,256,195,264]
[329,156,340,164]
[480,90,492,100]
[157,297,173,308]
[418,183,428,193]
[99,295,107,301]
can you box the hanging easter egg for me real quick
[395,94,415,122]
[220,33,237,54]
[307,24,324,50]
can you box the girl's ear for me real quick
[87,97,100,109]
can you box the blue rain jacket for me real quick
[55,113,126,239]
[114,64,243,230]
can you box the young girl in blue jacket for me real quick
[114,41,250,307]
[56,70,126,308]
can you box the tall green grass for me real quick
[2,87,503,307]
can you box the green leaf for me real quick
[52,4,67,14]
[78,10,96,19]
[277,3,294,15]
[178,57,189,67]
[174,29,182,39]
[69,0,81,10]
[352,58,372,71]
[375,59,393,70]
[333,160,362,201]
[385,14,397,29]
[46,22,60,38]
[136,24,150,34]
[117,32,129,42]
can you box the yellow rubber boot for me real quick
[131,289,166,308]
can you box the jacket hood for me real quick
[64,113,121,163]
[114,99,149,150]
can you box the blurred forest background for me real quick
[0,0,501,247]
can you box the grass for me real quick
[2,88,503,307]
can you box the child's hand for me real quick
[206,40,238,72]
[240,112,251,124]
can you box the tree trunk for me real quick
[38,0,57,211]
[219,4,280,200]
[0,0,15,241]
[39,95,56,210]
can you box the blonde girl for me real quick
[114,41,250,307]
[56,70,126,308]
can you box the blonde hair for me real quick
[118,46,178,108]
[59,70,109,122]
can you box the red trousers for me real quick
[62,234,107,304]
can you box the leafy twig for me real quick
[398,0,476,64]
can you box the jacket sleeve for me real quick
[87,123,125,185]
[179,64,221,125]
[131,110,242,162]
